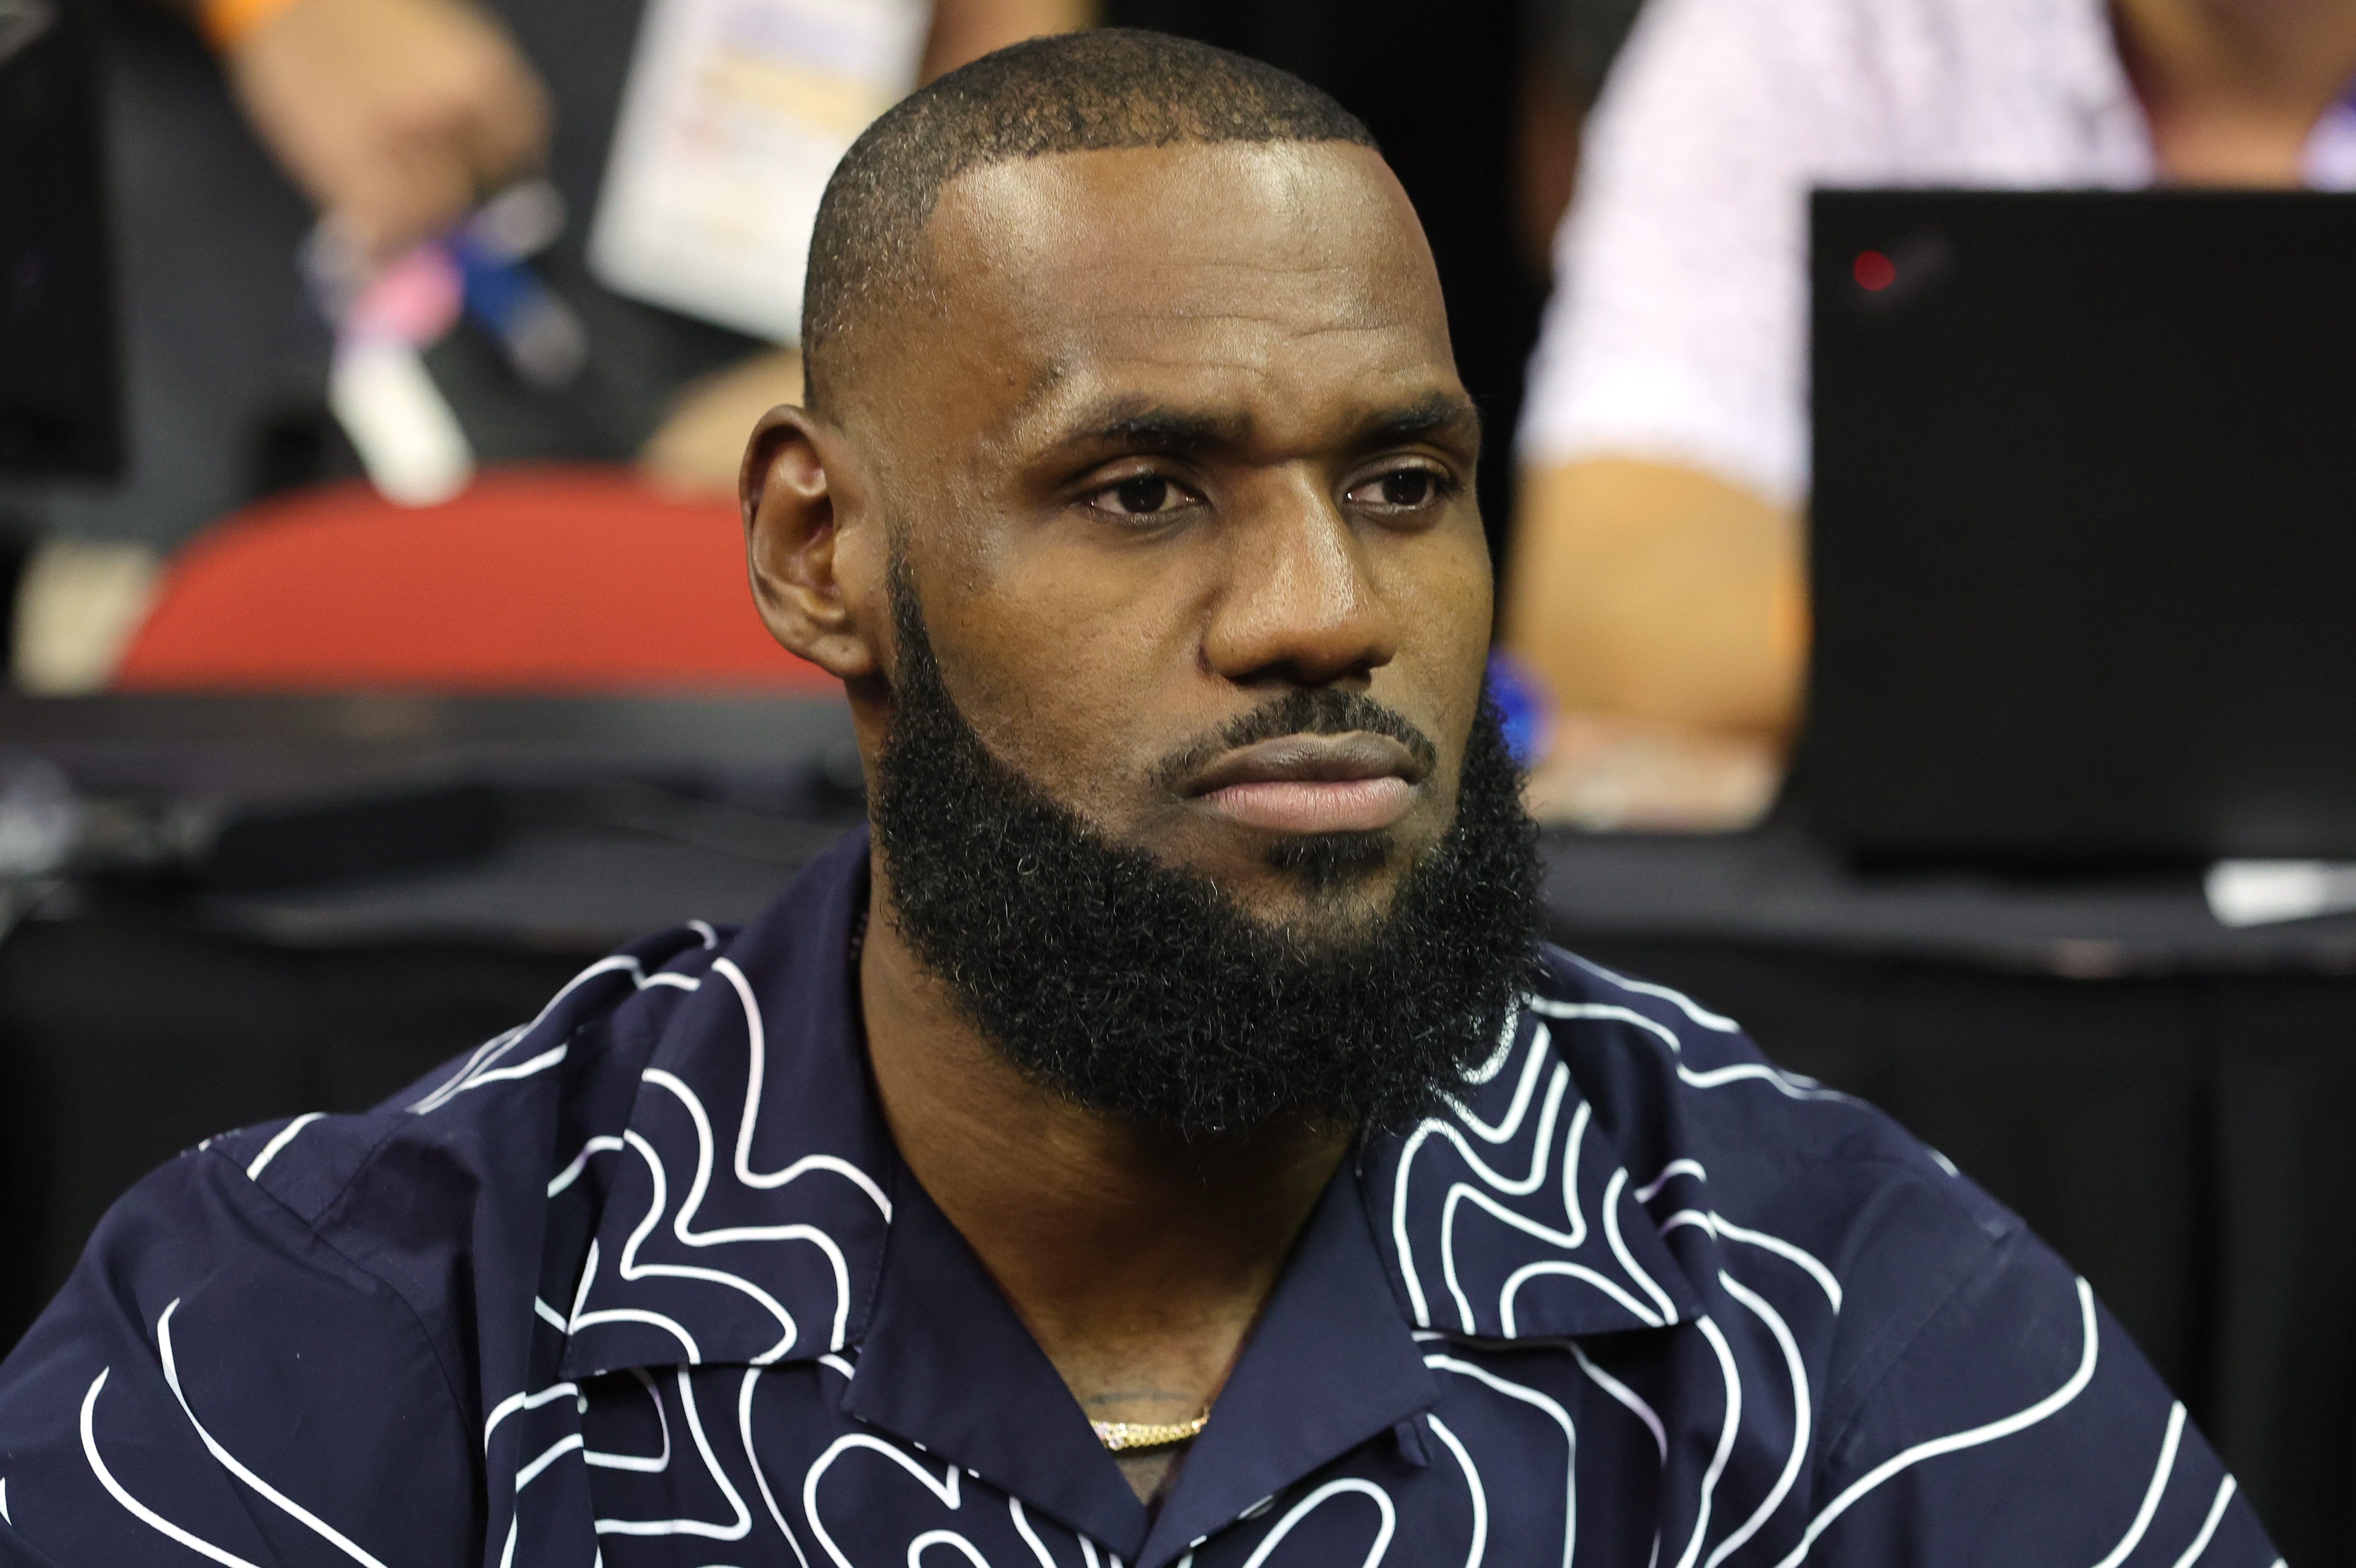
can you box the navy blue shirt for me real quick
[0,830,2280,1567]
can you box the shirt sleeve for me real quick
[1806,1223,2280,1568]
[0,1141,480,1567]
[1517,0,1881,506]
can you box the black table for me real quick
[2,694,2350,1563]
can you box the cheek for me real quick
[1384,529,1496,719]
[931,589,1192,822]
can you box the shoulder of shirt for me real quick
[191,920,731,1235]
[1527,943,2021,1252]
[1525,946,2054,1435]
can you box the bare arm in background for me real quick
[1502,0,1831,830]
[1504,458,1800,828]
[173,0,1084,295]
[1508,440,1803,736]
[165,0,1075,490]
[638,0,1094,493]
[166,0,550,262]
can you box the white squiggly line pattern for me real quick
[40,944,2267,1568]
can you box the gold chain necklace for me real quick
[1091,1412,1209,1452]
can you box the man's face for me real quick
[847,140,1493,935]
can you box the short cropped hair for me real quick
[800,29,1377,411]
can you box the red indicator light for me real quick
[1854,250,1896,291]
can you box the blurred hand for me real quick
[639,347,806,498]
[1523,709,1782,833]
[223,0,550,261]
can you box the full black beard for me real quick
[870,564,1543,1140]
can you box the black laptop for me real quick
[1802,189,2356,864]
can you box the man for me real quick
[1506,0,2356,826]
[0,32,2280,1567]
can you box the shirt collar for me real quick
[1363,994,1705,1341]
[839,1160,1442,1564]
[560,827,899,1379]
[1135,1170,1441,1566]
[556,827,1703,1553]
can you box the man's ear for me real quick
[741,404,883,682]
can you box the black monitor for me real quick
[1803,189,2356,865]
[0,0,120,478]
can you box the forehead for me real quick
[912,141,1458,448]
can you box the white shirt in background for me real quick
[1518,0,2356,509]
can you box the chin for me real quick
[1263,824,1409,886]
[1240,832,1414,938]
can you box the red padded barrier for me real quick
[115,467,836,693]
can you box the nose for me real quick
[1201,470,1401,690]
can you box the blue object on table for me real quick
[1486,648,1551,767]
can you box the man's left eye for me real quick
[1094,476,1192,516]
[1351,469,1445,509]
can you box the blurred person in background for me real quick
[1513,0,1646,275]
[1506,0,2356,829]
[171,0,1090,483]
[1,0,1080,692]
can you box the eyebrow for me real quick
[1355,391,1483,453]
[1035,389,1483,463]
[1055,403,1245,456]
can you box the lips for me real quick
[1184,733,1427,835]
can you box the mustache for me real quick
[1149,688,1442,796]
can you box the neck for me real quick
[858,862,1350,1448]
[2114,0,2356,182]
